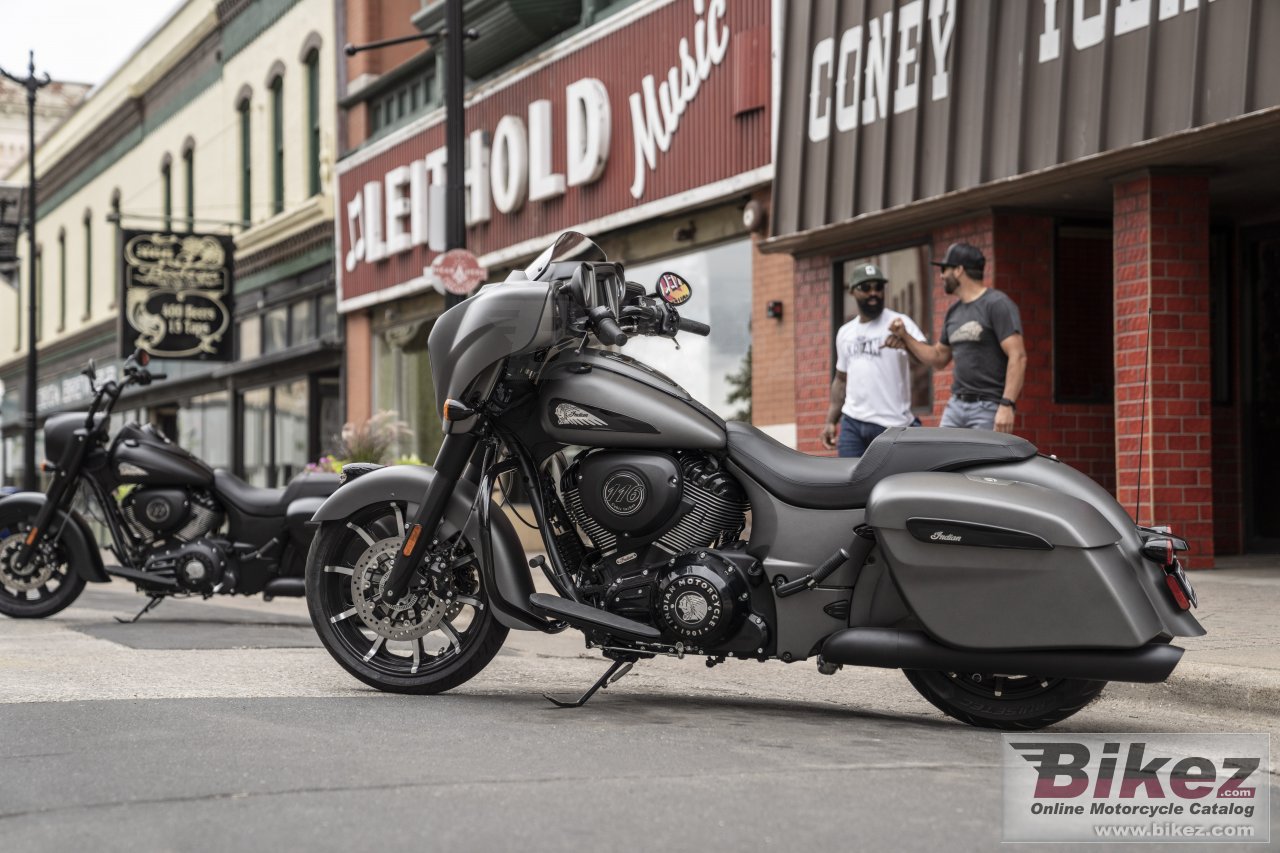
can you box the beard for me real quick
[859,297,885,319]
[943,273,960,294]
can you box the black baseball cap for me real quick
[931,242,985,276]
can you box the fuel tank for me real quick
[537,349,725,450]
[110,427,214,487]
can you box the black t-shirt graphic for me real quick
[940,289,1022,399]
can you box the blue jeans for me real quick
[837,414,920,458]
[940,398,999,430]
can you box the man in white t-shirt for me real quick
[820,263,927,457]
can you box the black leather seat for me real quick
[214,470,288,516]
[213,470,341,516]
[724,424,1037,509]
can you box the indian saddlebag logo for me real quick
[602,471,645,516]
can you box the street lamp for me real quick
[0,51,52,491]
[344,0,478,308]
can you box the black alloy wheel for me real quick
[305,502,507,694]
[0,514,87,618]
[903,669,1106,731]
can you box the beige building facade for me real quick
[1,0,342,489]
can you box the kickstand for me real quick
[544,657,636,708]
[115,595,165,624]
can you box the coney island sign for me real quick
[119,230,235,361]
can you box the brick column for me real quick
[1113,172,1214,567]
[793,255,835,454]
[750,224,796,443]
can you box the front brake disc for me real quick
[350,537,448,641]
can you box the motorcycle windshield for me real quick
[524,231,606,281]
[428,280,556,415]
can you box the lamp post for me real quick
[344,0,478,308]
[1,51,52,491]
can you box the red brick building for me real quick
[761,0,1280,565]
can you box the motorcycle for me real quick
[303,231,1204,729]
[0,350,339,622]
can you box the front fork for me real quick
[11,435,86,571]
[380,430,481,605]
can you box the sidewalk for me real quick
[1110,557,1280,716]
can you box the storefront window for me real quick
[373,319,443,462]
[836,246,933,412]
[290,299,315,346]
[623,240,753,419]
[263,307,288,354]
[319,293,338,339]
[239,315,261,360]
[177,391,229,470]
[241,387,271,486]
[2,434,22,488]
[274,379,309,484]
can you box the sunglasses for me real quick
[851,281,886,293]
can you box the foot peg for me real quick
[544,657,636,708]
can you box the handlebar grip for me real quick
[676,316,711,336]
[595,315,628,346]
[149,373,168,381]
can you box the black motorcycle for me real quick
[303,232,1203,730]
[0,350,338,621]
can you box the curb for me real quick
[1108,660,1280,717]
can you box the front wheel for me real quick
[903,669,1105,730]
[0,513,87,618]
[305,503,507,694]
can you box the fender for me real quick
[0,492,109,583]
[310,465,545,631]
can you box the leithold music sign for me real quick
[335,0,773,313]
[119,230,235,361]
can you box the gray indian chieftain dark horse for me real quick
[304,232,1204,729]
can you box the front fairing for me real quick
[428,280,558,415]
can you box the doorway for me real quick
[1245,231,1280,550]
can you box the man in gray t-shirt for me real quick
[886,242,1027,433]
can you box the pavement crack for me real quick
[0,762,991,821]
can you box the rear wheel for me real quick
[0,514,86,618]
[903,669,1105,730]
[305,503,507,694]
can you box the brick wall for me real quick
[793,255,834,454]
[750,217,797,430]
[1113,172,1214,567]
[345,311,372,425]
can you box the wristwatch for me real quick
[999,398,1017,410]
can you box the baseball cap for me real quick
[931,242,985,275]
[849,263,887,288]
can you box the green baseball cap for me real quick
[849,263,887,288]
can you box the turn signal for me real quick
[442,399,476,421]
[40,460,55,473]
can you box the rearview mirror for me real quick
[82,358,96,382]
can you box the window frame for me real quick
[305,50,321,197]
[82,210,92,320]
[238,98,252,225]
[270,75,285,215]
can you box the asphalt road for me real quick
[0,581,1274,852]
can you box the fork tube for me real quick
[381,430,480,605]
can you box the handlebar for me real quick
[675,315,710,336]
[587,306,628,346]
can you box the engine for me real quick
[142,539,230,593]
[122,488,225,545]
[560,450,749,558]
[560,451,768,653]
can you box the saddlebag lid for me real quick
[867,471,1121,549]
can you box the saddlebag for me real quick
[866,471,1166,651]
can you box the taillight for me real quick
[1164,573,1191,611]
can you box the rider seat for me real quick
[724,424,1037,509]
[213,470,340,516]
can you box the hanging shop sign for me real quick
[430,249,488,296]
[336,0,773,311]
[119,230,235,361]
